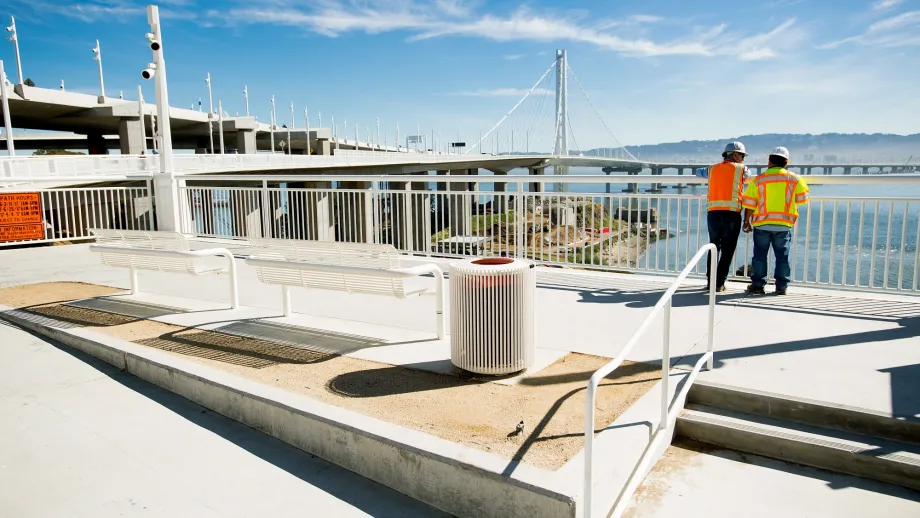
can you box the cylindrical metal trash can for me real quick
[449,257,536,375]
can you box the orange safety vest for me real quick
[706,161,745,212]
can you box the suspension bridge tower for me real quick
[553,49,569,192]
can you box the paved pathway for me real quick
[0,321,449,518]
[625,443,920,518]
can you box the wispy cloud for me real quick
[448,87,553,97]
[206,1,795,60]
[820,11,920,48]
[873,0,904,10]
[503,54,528,61]
[6,0,198,22]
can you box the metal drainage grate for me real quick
[66,298,184,320]
[214,320,385,356]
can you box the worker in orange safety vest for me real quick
[694,142,753,292]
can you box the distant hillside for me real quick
[593,133,920,164]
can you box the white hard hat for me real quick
[770,146,790,160]
[723,141,747,156]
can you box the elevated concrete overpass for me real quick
[1,85,395,155]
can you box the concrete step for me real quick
[676,404,920,491]
[687,380,920,445]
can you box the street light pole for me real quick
[376,117,380,150]
[270,95,276,153]
[92,39,105,101]
[218,99,225,154]
[5,17,23,86]
[288,101,293,155]
[145,4,178,230]
[205,72,214,154]
[136,85,147,155]
[243,85,249,116]
[0,60,15,156]
[304,107,310,155]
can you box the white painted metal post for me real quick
[217,99,225,154]
[205,72,214,154]
[282,285,292,317]
[148,5,179,231]
[92,40,105,100]
[332,115,338,150]
[137,85,147,155]
[376,117,380,150]
[0,60,15,156]
[270,95,276,153]
[707,249,717,371]
[6,17,23,86]
[130,268,139,295]
[243,85,249,116]
[288,101,293,155]
[660,299,671,432]
[304,107,310,154]
[261,179,270,238]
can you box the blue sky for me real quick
[2,0,919,150]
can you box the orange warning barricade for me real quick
[0,193,45,243]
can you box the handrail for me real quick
[582,243,717,518]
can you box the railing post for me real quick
[584,378,596,518]
[515,180,526,259]
[261,179,271,238]
[365,181,376,244]
[660,299,671,432]
[707,244,716,371]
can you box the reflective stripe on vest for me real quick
[706,162,744,212]
[750,168,802,228]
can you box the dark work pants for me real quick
[706,211,742,288]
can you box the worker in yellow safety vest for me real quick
[741,146,809,295]
[694,141,752,292]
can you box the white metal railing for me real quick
[0,154,155,182]
[175,174,920,294]
[0,184,155,247]
[582,244,717,518]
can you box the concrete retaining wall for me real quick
[0,307,576,518]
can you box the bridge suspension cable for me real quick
[464,60,556,155]
[567,63,638,161]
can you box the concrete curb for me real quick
[0,305,577,518]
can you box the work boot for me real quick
[775,288,787,296]
[717,285,727,293]
[745,284,765,295]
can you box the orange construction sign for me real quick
[0,193,45,242]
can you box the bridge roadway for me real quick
[1,85,399,155]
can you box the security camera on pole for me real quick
[142,4,180,231]
[92,39,105,102]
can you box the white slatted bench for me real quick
[245,238,446,339]
[88,229,239,308]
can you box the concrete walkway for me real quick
[0,321,449,518]
[2,242,917,419]
[625,442,920,518]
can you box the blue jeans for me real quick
[751,227,792,290]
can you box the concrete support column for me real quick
[528,166,544,193]
[492,171,509,215]
[410,174,432,253]
[623,169,639,193]
[118,118,145,155]
[338,181,374,243]
[647,167,663,193]
[229,188,264,238]
[448,169,471,237]
[87,133,108,155]
[283,182,334,241]
[236,129,257,154]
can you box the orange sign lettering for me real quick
[0,193,45,243]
